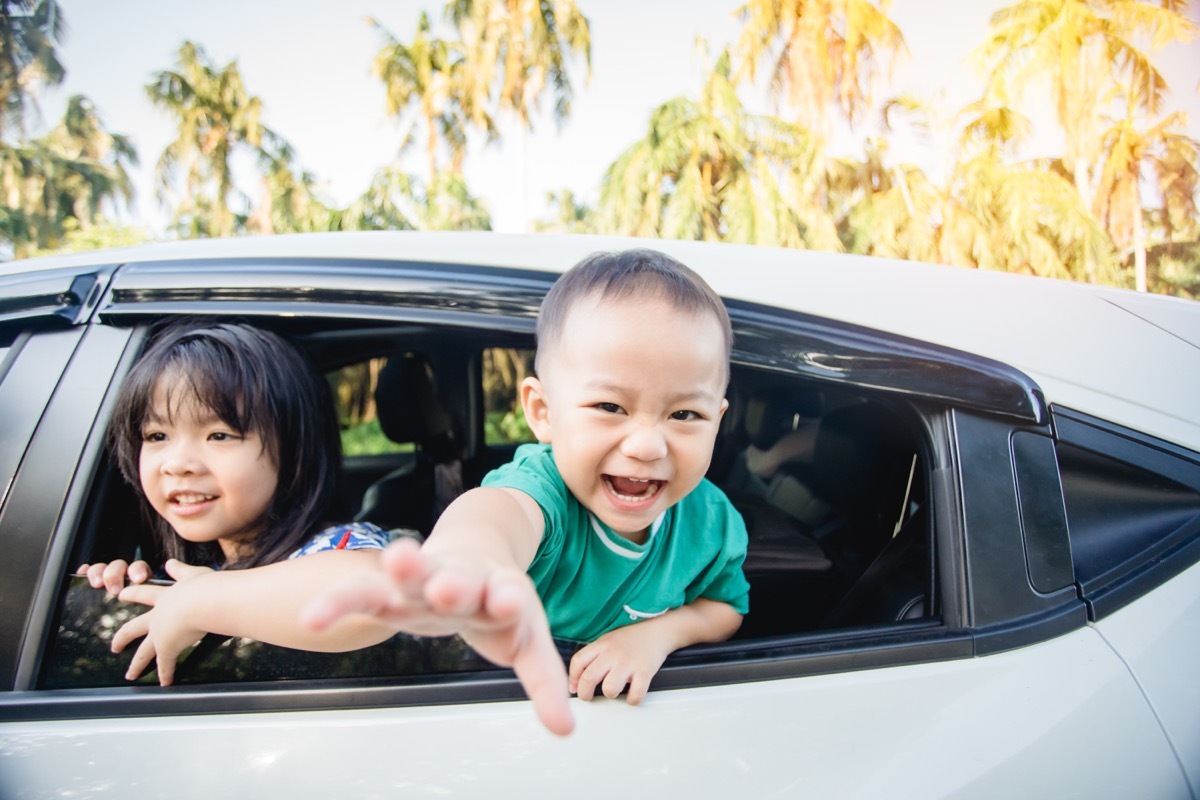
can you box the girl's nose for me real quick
[160,443,203,475]
[620,424,668,461]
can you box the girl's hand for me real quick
[568,622,673,706]
[111,559,214,685]
[75,559,153,595]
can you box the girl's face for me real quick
[138,374,279,564]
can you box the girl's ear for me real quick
[520,376,552,443]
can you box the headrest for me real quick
[374,353,453,445]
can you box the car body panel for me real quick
[0,625,1186,798]
[1092,559,1200,795]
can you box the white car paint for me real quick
[0,623,1187,798]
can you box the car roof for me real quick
[5,230,1199,451]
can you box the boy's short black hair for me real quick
[536,248,732,377]
[109,319,343,569]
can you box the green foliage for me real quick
[25,219,150,256]
[485,407,534,445]
[340,418,413,457]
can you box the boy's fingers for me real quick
[511,626,574,736]
[484,573,574,736]
[300,577,401,630]
[424,567,486,617]
[567,643,599,694]
[380,537,427,593]
[625,672,652,707]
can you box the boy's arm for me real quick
[568,598,743,706]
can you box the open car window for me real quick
[40,311,944,691]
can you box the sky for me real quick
[33,1,1200,235]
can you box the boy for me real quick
[303,248,750,736]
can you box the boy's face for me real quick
[521,294,729,541]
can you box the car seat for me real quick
[354,352,464,535]
[804,401,928,627]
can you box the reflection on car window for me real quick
[40,577,491,690]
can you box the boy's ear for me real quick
[520,376,552,443]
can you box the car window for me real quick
[1055,408,1200,619]
[329,356,412,457]
[43,317,941,692]
[482,347,536,446]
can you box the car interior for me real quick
[42,318,936,689]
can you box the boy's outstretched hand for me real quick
[300,537,575,736]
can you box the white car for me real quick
[1,232,1197,798]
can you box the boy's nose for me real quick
[620,424,668,461]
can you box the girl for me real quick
[77,319,398,684]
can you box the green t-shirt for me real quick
[482,443,751,642]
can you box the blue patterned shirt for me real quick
[288,522,393,559]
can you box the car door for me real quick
[0,252,1193,799]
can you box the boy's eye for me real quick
[208,431,239,442]
[595,402,623,414]
[671,410,701,421]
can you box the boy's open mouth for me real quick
[603,475,664,503]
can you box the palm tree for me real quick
[246,139,340,235]
[370,13,482,182]
[595,48,837,250]
[445,0,592,129]
[734,0,907,139]
[936,99,1119,283]
[532,188,595,233]
[446,0,591,228]
[974,0,1195,211]
[0,95,137,257]
[0,0,64,141]
[342,165,492,232]
[1094,109,1200,291]
[42,94,137,228]
[146,41,273,238]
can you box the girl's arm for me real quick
[111,549,398,683]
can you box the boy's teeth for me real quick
[607,476,661,499]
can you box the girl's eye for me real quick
[671,410,701,421]
[208,431,239,442]
[595,402,623,414]
[142,431,166,443]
